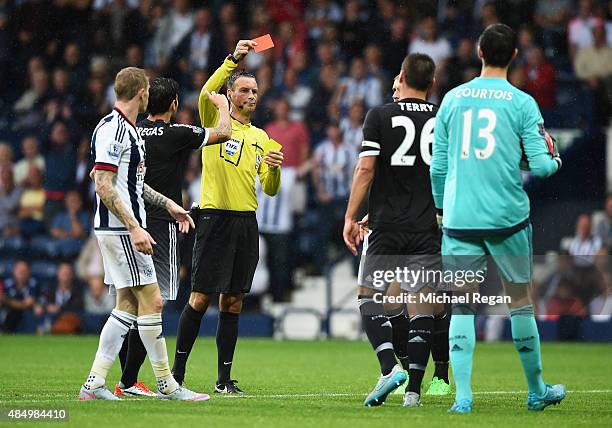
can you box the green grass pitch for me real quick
[0,336,611,427]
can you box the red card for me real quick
[252,34,274,53]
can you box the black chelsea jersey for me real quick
[360,98,438,232]
[137,118,209,222]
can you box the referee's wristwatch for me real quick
[227,54,240,64]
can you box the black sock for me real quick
[388,308,410,371]
[118,331,129,372]
[216,312,240,384]
[432,310,450,383]
[120,324,147,388]
[358,295,397,376]
[407,315,434,394]
[172,304,205,385]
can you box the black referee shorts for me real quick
[147,218,180,300]
[358,229,442,293]
[191,209,259,294]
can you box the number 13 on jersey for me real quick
[461,108,497,160]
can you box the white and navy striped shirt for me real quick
[314,140,357,199]
[256,167,296,234]
[91,108,147,234]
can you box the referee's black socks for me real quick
[358,295,396,376]
[172,304,205,385]
[216,312,240,383]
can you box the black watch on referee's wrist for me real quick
[227,54,239,64]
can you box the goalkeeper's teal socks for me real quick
[510,304,546,396]
[449,304,476,402]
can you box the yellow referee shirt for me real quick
[198,58,281,211]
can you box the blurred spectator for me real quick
[173,8,224,78]
[307,64,339,139]
[409,17,451,102]
[0,260,37,333]
[568,0,600,59]
[364,44,387,82]
[38,262,84,318]
[282,68,313,122]
[14,136,45,187]
[569,213,604,305]
[339,100,365,153]
[339,0,366,59]
[0,165,22,236]
[305,0,343,41]
[338,57,382,111]
[153,0,194,68]
[13,69,50,129]
[84,276,114,315]
[569,213,603,267]
[62,42,87,95]
[441,38,481,97]
[382,18,409,74]
[594,194,612,247]
[18,166,45,237]
[409,17,452,67]
[524,47,556,110]
[257,167,297,302]
[44,121,76,227]
[311,123,357,271]
[79,76,112,132]
[47,191,91,257]
[75,138,94,208]
[534,0,570,54]
[516,26,538,66]
[574,24,612,124]
[265,98,310,172]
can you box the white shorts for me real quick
[96,234,157,292]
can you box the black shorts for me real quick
[358,229,442,292]
[191,209,259,294]
[147,218,180,300]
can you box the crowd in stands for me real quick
[1,0,611,332]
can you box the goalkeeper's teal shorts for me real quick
[442,224,533,284]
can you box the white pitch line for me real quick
[1,389,611,403]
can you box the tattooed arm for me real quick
[143,183,195,233]
[143,183,169,208]
[95,170,155,254]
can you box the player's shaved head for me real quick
[400,53,435,92]
[478,24,517,68]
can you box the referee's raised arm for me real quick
[197,40,257,128]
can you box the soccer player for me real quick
[344,53,449,407]
[79,67,208,401]
[114,77,232,397]
[172,40,284,394]
[430,24,566,413]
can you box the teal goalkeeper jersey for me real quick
[430,77,560,235]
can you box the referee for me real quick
[114,77,232,397]
[172,40,284,394]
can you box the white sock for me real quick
[138,314,179,394]
[84,309,136,389]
